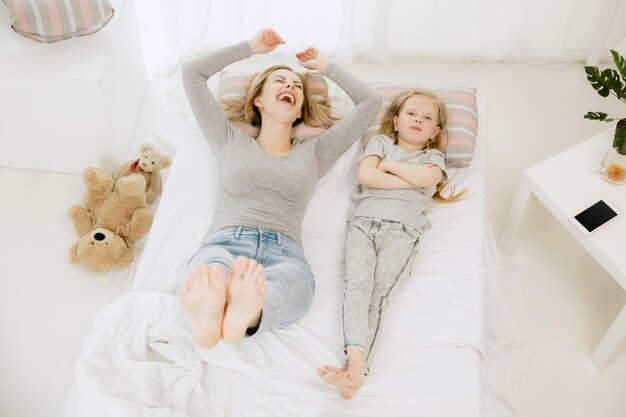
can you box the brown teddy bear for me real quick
[112,143,172,204]
[69,167,153,272]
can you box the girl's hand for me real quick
[296,47,330,73]
[248,29,285,55]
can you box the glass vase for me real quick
[596,147,626,184]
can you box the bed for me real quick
[59,70,528,417]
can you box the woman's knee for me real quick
[265,261,313,284]
[265,263,315,307]
[185,246,236,275]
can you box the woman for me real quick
[178,29,381,348]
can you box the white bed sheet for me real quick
[121,92,489,416]
[59,84,528,417]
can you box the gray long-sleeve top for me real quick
[182,41,381,246]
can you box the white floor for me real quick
[1,58,626,417]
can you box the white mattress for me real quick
[123,91,488,415]
[59,84,527,417]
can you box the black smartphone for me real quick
[571,200,620,235]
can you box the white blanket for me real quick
[68,290,286,417]
[70,291,210,417]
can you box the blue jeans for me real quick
[181,226,315,337]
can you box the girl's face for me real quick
[393,95,441,150]
[254,69,304,125]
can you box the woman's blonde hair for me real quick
[221,65,339,129]
[379,89,465,203]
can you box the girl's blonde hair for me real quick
[221,65,339,129]
[379,89,465,203]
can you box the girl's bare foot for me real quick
[180,264,227,348]
[316,363,364,399]
[222,256,267,344]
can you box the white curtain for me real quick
[134,0,626,76]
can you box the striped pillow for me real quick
[3,0,114,43]
[365,82,478,168]
[218,70,329,138]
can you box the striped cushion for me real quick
[366,82,478,168]
[218,70,329,138]
[3,0,114,43]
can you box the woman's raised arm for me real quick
[182,29,285,151]
[298,48,381,177]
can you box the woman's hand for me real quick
[248,29,285,55]
[296,47,331,73]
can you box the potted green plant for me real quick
[584,50,626,183]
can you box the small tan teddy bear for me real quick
[69,167,153,272]
[112,143,172,204]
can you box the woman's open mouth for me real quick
[277,92,296,105]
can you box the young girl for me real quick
[178,29,381,349]
[317,89,463,399]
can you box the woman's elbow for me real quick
[181,61,194,82]
[181,60,202,81]
[370,93,382,107]
[367,94,383,115]
[356,93,382,116]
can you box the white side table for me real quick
[499,127,626,369]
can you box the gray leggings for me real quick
[343,217,421,371]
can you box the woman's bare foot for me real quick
[316,363,364,399]
[222,256,267,344]
[180,264,227,348]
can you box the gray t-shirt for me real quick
[348,134,448,233]
[182,41,381,246]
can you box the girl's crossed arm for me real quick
[358,156,416,189]
[378,160,443,188]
